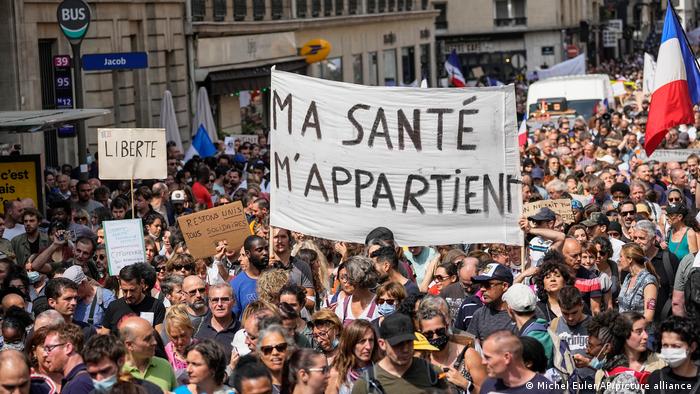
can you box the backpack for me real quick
[684,267,700,321]
[523,319,580,394]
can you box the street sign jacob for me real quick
[57,0,91,43]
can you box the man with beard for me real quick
[370,246,419,296]
[231,235,269,320]
[451,257,485,332]
[102,265,166,334]
[182,275,209,336]
[467,263,515,342]
[11,208,49,265]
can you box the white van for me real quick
[526,74,614,120]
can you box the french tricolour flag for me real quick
[645,6,700,155]
[445,49,466,87]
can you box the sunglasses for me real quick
[620,210,635,216]
[434,275,452,282]
[376,298,396,305]
[156,265,167,272]
[186,287,206,297]
[261,342,288,356]
[421,327,446,339]
[209,297,231,304]
[668,197,682,203]
[175,264,195,271]
[480,281,504,289]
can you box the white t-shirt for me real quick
[610,237,625,263]
[528,236,553,267]
[2,224,25,241]
[334,294,381,323]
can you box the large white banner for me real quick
[98,128,167,180]
[269,69,522,246]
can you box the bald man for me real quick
[0,350,31,394]
[1,293,26,312]
[561,238,602,315]
[480,330,559,393]
[34,309,65,331]
[182,275,208,336]
[120,317,176,392]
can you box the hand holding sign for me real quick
[98,128,167,180]
[177,201,250,259]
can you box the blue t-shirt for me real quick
[230,272,258,319]
[74,287,116,327]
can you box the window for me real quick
[234,0,247,20]
[420,44,431,86]
[349,0,358,14]
[213,0,227,21]
[321,57,343,81]
[353,54,363,84]
[191,0,205,21]
[494,0,526,26]
[434,3,447,30]
[272,0,284,19]
[369,52,378,85]
[253,0,266,20]
[401,46,415,85]
[383,49,397,86]
[297,0,308,17]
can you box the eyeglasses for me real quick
[668,197,682,203]
[261,343,288,356]
[620,210,635,216]
[421,327,446,339]
[480,281,504,290]
[174,264,195,271]
[210,297,231,304]
[434,275,452,282]
[186,287,206,297]
[156,265,167,272]
[44,343,67,353]
[307,366,330,374]
[376,298,396,305]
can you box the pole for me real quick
[71,43,87,173]
[130,177,135,214]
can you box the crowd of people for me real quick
[1,53,700,394]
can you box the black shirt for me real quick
[102,295,166,332]
[194,312,240,362]
[646,366,700,394]
[650,249,680,321]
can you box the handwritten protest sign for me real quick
[103,219,145,275]
[269,69,522,246]
[647,149,700,163]
[0,155,42,214]
[177,201,250,258]
[523,199,575,224]
[98,128,167,179]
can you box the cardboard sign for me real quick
[523,199,575,224]
[231,134,259,145]
[103,219,145,275]
[177,201,250,258]
[269,69,522,246]
[647,149,700,163]
[98,128,167,180]
[0,155,42,214]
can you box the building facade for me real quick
[1,0,190,167]
[433,0,602,83]
[190,0,439,133]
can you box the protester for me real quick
[327,319,379,394]
[120,316,177,392]
[286,348,329,394]
[176,340,232,394]
[44,323,94,394]
[466,263,514,342]
[646,316,700,394]
[164,304,195,378]
[256,324,292,393]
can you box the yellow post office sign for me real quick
[300,39,332,64]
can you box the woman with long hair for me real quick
[287,349,329,394]
[325,263,354,310]
[327,320,379,394]
[427,262,457,296]
[295,246,330,311]
[533,261,576,321]
[617,243,658,324]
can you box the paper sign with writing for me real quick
[269,69,522,246]
[0,155,42,214]
[103,219,145,275]
[523,199,575,224]
[177,201,250,258]
[98,128,167,179]
[647,149,700,163]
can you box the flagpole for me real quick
[668,1,700,76]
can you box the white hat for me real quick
[596,155,615,165]
[502,283,538,313]
[63,265,87,285]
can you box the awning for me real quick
[0,109,111,132]
[205,58,308,95]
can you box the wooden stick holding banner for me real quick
[130,177,135,214]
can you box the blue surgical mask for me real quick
[92,375,117,393]
[589,356,604,370]
[378,303,396,316]
[27,271,41,284]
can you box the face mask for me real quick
[332,338,339,349]
[377,303,395,316]
[661,347,688,368]
[428,335,450,351]
[92,375,117,393]
[27,271,41,284]
[612,201,620,209]
[589,344,607,369]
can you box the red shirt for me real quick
[192,182,213,209]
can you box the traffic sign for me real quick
[81,52,149,71]
[57,0,91,43]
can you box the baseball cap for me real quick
[531,167,544,180]
[379,313,416,346]
[63,265,87,285]
[666,203,688,216]
[413,332,439,351]
[502,283,538,313]
[171,190,186,203]
[472,262,514,285]
[582,212,610,227]
[571,199,583,211]
[635,203,651,216]
[527,207,556,222]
